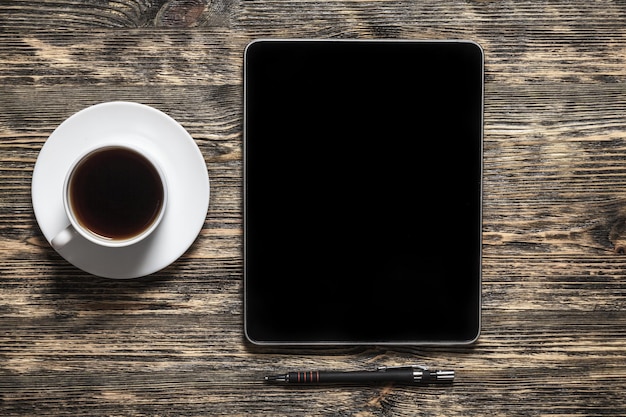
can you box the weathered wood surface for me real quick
[2,0,626,415]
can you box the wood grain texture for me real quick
[2,0,626,415]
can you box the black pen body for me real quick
[284,369,415,384]
[265,367,454,385]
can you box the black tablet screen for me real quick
[244,40,483,345]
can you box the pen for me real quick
[264,365,454,385]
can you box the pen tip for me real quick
[264,374,286,382]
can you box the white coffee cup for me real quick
[51,143,168,250]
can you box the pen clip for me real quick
[376,365,428,371]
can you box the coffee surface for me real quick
[69,147,164,240]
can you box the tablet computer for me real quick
[244,39,483,345]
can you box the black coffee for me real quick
[69,147,164,240]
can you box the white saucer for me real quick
[32,102,210,278]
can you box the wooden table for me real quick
[2,1,626,415]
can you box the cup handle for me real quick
[51,225,79,250]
